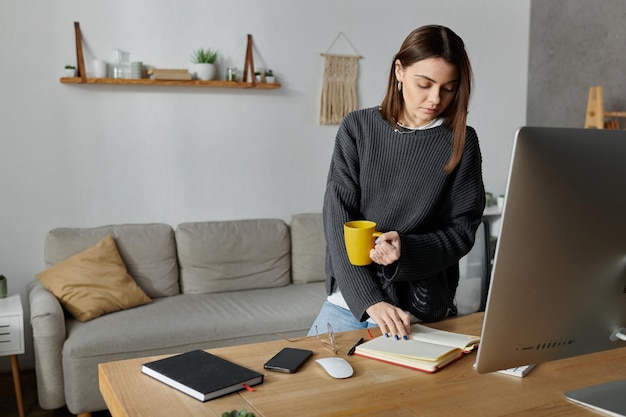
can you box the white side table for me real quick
[0,294,25,417]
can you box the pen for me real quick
[347,337,365,356]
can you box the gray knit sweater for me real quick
[323,107,485,322]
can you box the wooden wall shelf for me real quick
[64,23,280,91]
[59,77,281,89]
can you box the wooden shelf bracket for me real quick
[242,34,256,86]
[73,22,87,83]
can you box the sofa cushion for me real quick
[43,223,179,298]
[63,283,327,358]
[290,213,326,284]
[36,235,152,322]
[176,219,291,293]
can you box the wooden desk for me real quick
[99,313,626,417]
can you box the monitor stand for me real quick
[564,379,626,417]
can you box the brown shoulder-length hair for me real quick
[380,25,473,174]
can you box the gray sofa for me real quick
[28,213,327,417]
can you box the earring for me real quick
[397,81,402,91]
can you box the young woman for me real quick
[309,25,485,340]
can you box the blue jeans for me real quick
[307,301,379,336]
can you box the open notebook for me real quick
[354,324,480,373]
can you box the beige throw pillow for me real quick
[36,234,151,322]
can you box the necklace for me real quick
[396,118,444,130]
[396,121,421,130]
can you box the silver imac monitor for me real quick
[475,127,626,415]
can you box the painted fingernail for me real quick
[403,335,408,340]
[394,335,399,340]
[375,237,381,244]
[384,333,389,338]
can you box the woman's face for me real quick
[395,57,459,127]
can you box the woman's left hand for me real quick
[370,231,401,265]
[366,301,411,339]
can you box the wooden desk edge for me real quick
[99,363,131,417]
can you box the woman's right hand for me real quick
[370,231,401,266]
[366,301,411,340]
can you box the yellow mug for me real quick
[344,220,383,266]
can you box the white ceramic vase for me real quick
[193,63,216,81]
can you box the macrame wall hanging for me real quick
[320,32,362,125]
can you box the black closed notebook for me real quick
[141,349,264,402]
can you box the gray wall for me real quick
[528,0,626,127]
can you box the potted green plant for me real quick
[222,409,255,417]
[265,69,275,84]
[190,48,218,81]
[64,65,76,77]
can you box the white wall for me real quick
[0,0,529,370]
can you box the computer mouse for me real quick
[315,357,354,379]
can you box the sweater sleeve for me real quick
[385,127,486,284]
[323,116,387,321]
